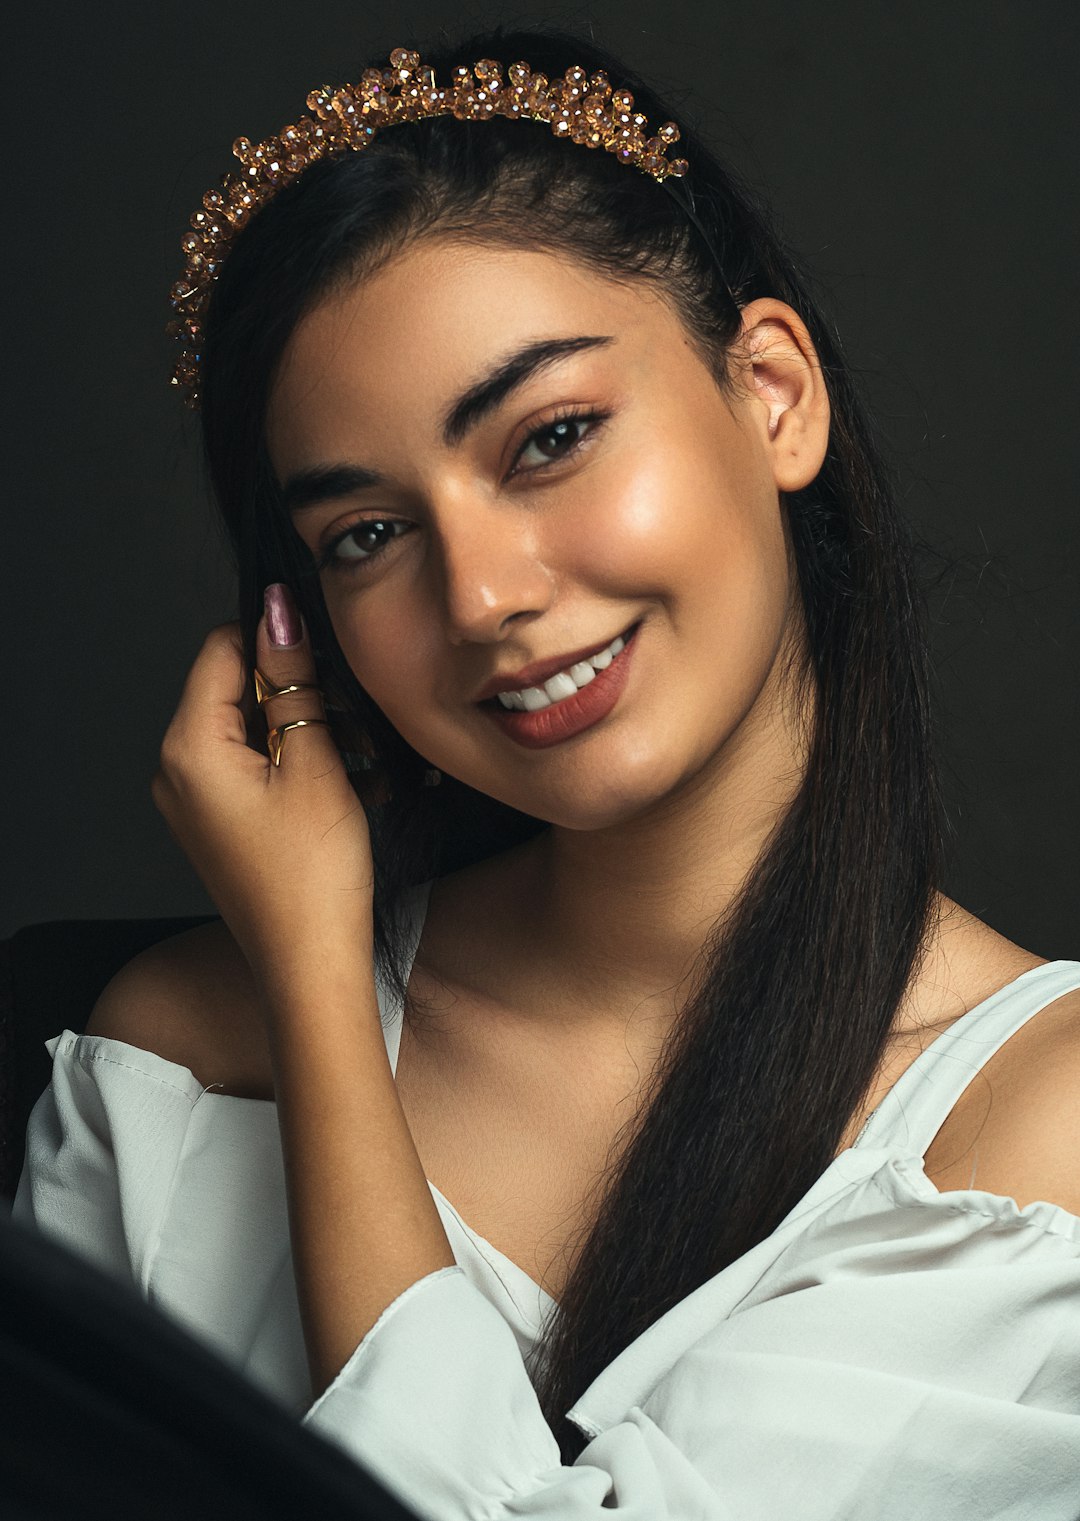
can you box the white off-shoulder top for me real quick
[12,879,1080,1519]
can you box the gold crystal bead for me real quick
[170,48,692,411]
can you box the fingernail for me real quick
[265,583,303,647]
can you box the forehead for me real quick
[266,238,680,466]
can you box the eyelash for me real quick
[314,406,610,575]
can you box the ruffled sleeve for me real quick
[11,1030,310,1402]
[301,1152,1080,1521]
[12,1030,209,1289]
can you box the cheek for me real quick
[323,588,440,721]
[583,441,785,622]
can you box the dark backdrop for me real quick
[6,1,1078,951]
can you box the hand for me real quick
[151,584,376,999]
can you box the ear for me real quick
[733,298,830,493]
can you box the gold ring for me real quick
[254,667,324,706]
[266,718,330,766]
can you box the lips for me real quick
[478,620,640,748]
[473,621,640,704]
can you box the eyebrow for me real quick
[281,333,614,516]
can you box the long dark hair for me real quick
[196,22,944,1464]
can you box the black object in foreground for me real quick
[0,1207,428,1521]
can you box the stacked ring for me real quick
[254,666,329,768]
[253,668,324,706]
[266,718,331,767]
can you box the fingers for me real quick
[255,583,336,778]
[162,621,250,768]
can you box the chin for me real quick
[489,755,690,833]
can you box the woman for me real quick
[14,23,1080,1517]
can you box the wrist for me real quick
[249,914,377,1011]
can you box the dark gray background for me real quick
[6,1,1078,950]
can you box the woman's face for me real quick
[266,239,829,830]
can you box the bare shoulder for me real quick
[924,954,1080,1216]
[83,920,274,1099]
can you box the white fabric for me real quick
[11,878,1080,1520]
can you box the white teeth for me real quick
[493,626,634,712]
[543,671,579,702]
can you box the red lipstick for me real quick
[478,623,640,750]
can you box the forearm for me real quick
[265,950,457,1399]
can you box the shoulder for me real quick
[83,920,274,1099]
[924,976,1080,1215]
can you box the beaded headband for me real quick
[167,48,693,408]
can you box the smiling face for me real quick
[266,237,828,832]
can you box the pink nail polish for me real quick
[265,583,302,647]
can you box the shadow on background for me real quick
[7,1,1078,951]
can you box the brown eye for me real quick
[511,409,608,475]
[318,518,410,573]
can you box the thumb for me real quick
[255,582,335,779]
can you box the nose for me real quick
[433,495,556,644]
